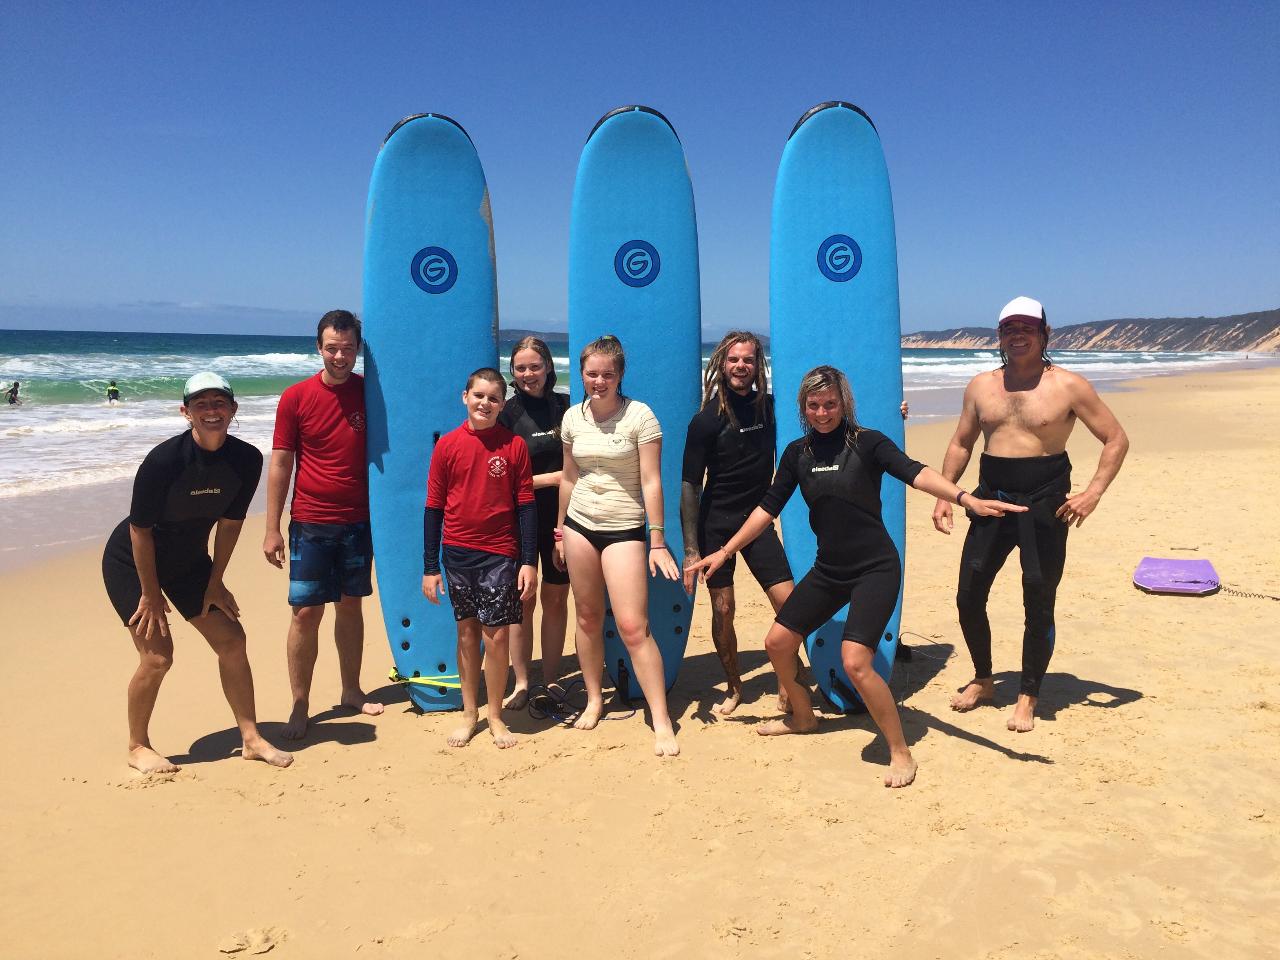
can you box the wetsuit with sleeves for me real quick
[956,452,1071,697]
[759,426,923,648]
[102,431,262,623]
[682,390,791,589]
[498,389,571,585]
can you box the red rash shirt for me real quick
[272,372,369,524]
[426,422,534,559]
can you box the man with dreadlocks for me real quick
[680,331,795,715]
[932,296,1129,732]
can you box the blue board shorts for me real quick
[442,545,521,627]
[288,520,374,607]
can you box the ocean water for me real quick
[0,327,1264,504]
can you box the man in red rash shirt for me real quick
[263,310,384,739]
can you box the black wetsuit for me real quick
[498,389,571,585]
[102,431,262,624]
[759,426,923,648]
[6,385,17,405]
[956,452,1071,697]
[106,386,120,402]
[681,391,792,590]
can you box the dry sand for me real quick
[1,367,1277,959]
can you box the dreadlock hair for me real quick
[797,365,861,450]
[998,313,1054,369]
[702,330,771,429]
[508,335,557,393]
[578,334,628,409]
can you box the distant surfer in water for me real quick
[932,296,1129,732]
[106,381,121,404]
[422,367,537,749]
[555,335,681,756]
[497,336,572,707]
[6,381,19,405]
[680,331,794,715]
[101,372,292,773]
[263,310,383,739]
[688,365,1025,787]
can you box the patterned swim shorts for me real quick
[441,545,522,627]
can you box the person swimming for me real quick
[106,381,121,404]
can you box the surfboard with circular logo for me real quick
[568,105,702,699]
[363,113,499,712]
[769,102,906,712]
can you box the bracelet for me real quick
[649,524,664,532]
[955,489,968,507]
[649,544,668,551]
[553,527,563,542]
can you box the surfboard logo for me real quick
[410,246,459,295]
[817,235,862,282]
[613,240,661,287]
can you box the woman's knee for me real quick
[574,602,603,632]
[616,618,650,649]
[541,585,568,614]
[138,649,174,674]
[763,624,800,658]
[840,643,877,685]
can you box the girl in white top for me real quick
[554,335,681,756]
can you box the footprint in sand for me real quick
[218,927,287,954]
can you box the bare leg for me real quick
[1008,694,1037,732]
[842,643,916,788]
[448,620,483,747]
[707,585,742,715]
[763,580,796,713]
[758,621,818,735]
[538,582,570,686]
[563,528,607,730]
[334,595,382,717]
[126,623,179,773]
[600,541,678,756]
[192,610,292,767]
[951,676,995,711]
[482,625,517,748]
[504,593,534,711]
[283,603,323,739]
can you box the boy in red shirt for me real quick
[422,368,537,749]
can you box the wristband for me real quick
[649,544,668,551]
[553,527,563,542]
[649,525,664,532]
[955,489,968,507]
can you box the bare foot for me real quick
[503,687,529,711]
[573,701,604,730]
[757,713,818,736]
[489,717,518,749]
[653,725,680,757]
[713,688,742,716]
[447,713,481,747]
[242,738,294,768]
[884,751,918,788]
[340,690,384,717]
[128,745,179,775]
[282,702,309,740]
[950,678,995,712]
[1007,694,1037,732]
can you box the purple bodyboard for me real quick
[1133,557,1220,596]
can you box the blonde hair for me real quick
[578,334,627,405]
[702,331,771,428]
[796,365,860,448]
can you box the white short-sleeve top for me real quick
[560,398,662,531]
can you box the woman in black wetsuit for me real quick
[497,336,572,706]
[688,366,1024,787]
[101,372,292,773]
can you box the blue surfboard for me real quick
[363,114,499,712]
[568,105,701,699]
[769,102,905,712]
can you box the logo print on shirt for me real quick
[348,412,366,432]
[810,465,840,472]
[488,456,508,478]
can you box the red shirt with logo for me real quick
[272,372,369,524]
[426,422,533,559]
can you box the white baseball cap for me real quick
[998,296,1047,327]
[183,371,234,403]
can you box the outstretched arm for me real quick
[932,379,982,534]
[1057,376,1129,527]
[912,467,1026,520]
[685,506,777,584]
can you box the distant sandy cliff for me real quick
[902,308,1280,352]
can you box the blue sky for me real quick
[1,1,1276,335]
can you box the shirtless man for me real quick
[932,296,1129,732]
[681,332,794,714]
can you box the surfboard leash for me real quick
[387,668,462,690]
[1221,584,1280,602]
[525,678,637,724]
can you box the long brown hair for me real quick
[509,335,557,393]
[796,365,861,449]
[578,334,627,408]
[702,330,771,428]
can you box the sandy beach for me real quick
[2,365,1277,959]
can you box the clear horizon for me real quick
[3,3,1277,337]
